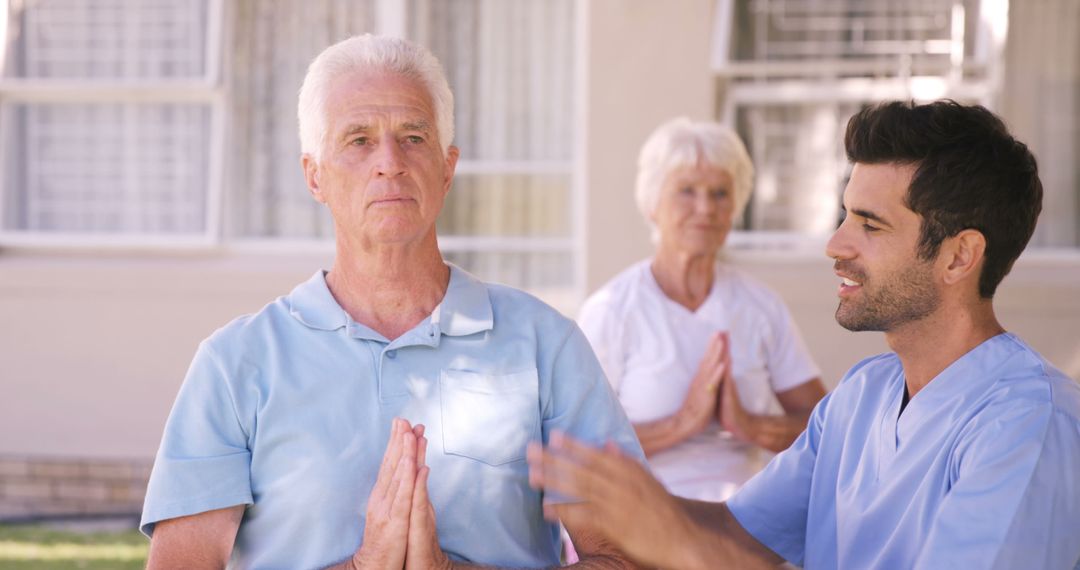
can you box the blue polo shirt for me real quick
[728,333,1080,569]
[141,265,643,569]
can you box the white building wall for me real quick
[1,0,1078,469]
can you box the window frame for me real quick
[0,0,227,248]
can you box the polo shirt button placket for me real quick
[385,349,397,359]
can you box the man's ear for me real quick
[302,153,327,204]
[941,229,987,286]
[442,145,460,196]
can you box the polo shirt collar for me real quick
[286,265,493,337]
[434,263,494,337]
[287,270,349,331]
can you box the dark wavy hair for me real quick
[844,100,1043,298]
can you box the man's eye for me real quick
[679,187,695,196]
[710,189,730,199]
[351,137,370,146]
[405,135,425,144]
[862,223,880,232]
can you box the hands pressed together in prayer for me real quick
[350,418,452,570]
[679,331,755,442]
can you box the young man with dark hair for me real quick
[528,100,1080,569]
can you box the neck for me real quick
[651,245,718,311]
[326,229,449,340]
[887,299,1004,397]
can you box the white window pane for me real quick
[437,173,571,238]
[2,102,210,234]
[721,0,998,236]
[228,0,375,239]
[734,0,962,63]
[737,103,856,235]
[5,0,209,79]
[442,250,573,290]
[407,0,577,288]
[408,0,574,162]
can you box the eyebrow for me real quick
[340,124,371,140]
[401,120,432,133]
[844,206,894,229]
[339,120,433,140]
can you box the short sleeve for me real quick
[576,291,626,392]
[761,295,821,393]
[726,390,829,565]
[540,321,643,460]
[140,341,254,537]
[916,401,1080,569]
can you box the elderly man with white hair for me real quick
[577,118,827,502]
[139,34,642,570]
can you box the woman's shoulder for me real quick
[583,259,656,308]
[579,259,659,324]
[714,264,789,312]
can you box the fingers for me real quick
[388,429,418,518]
[373,418,405,500]
[544,501,591,528]
[411,465,433,528]
[417,432,428,468]
[693,331,727,392]
[704,331,726,365]
[527,435,615,503]
[551,431,613,465]
[718,330,731,359]
[528,442,587,498]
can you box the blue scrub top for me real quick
[141,265,643,569]
[728,333,1080,569]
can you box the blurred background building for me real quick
[1,0,1077,522]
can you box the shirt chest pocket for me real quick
[439,368,540,466]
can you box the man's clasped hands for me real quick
[348,418,453,570]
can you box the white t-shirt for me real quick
[578,259,821,501]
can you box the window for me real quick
[713,0,1016,248]
[0,0,224,245]
[408,0,577,291]
[1,0,583,295]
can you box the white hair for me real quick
[634,117,754,234]
[297,34,455,160]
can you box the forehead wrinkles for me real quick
[324,71,436,127]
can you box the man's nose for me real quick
[825,223,853,260]
[374,136,407,177]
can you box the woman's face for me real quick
[652,163,736,256]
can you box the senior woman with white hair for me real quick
[578,118,827,502]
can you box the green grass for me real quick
[0,524,148,570]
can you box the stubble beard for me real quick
[834,260,941,332]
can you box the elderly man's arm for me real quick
[528,434,783,569]
[145,506,244,570]
[149,420,419,570]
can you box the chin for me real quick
[366,225,420,243]
[677,241,723,258]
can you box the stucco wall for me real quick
[2,249,1077,462]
